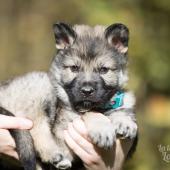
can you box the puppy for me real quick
[0,22,137,170]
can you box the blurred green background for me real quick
[0,0,170,170]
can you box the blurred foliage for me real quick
[0,0,170,170]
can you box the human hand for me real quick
[0,115,33,159]
[64,118,106,170]
[64,113,134,170]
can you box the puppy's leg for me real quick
[82,112,116,149]
[107,91,138,139]
[109,111,137,140]
[31,116,71,170]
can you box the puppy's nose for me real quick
[81,85,94,96]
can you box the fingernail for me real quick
[19,119,33,129]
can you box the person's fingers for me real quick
[64,130,90,162]
[0,145,19,159]
[67,123,97,155]
[0,129,16,147]
[64,130,99,165]
[0,115,33,129]
[0,129,19,159]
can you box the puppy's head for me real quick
[50,22,129,112]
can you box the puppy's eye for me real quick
[99,67,109,74]
[70,65,80,73]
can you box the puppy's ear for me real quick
[53,22,76,49]
[105,23,129,54]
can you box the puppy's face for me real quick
[50,23,129,112]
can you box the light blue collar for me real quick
[104,91,124,109]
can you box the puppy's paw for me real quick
[83,112,116,149]
[113,116,137,139]
[52,153,72,170]
[88,123,116,149]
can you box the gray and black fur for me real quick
[0,22,138,170]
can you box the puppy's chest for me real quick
[51,107,80,139]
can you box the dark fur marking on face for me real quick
[64,74,116,112]
[73,37,117,66]
[75,37,103,61]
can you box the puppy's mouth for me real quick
[74,100,95,113]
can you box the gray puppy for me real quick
[0,22,137,170]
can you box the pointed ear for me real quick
[53,22,76,49]
[105,23,129,54]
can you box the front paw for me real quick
[113,117,137,139]
[88,123,116,149]
[52,153,72,170]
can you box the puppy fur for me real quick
[0,23,138,170]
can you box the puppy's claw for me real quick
[113,117,138,139]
